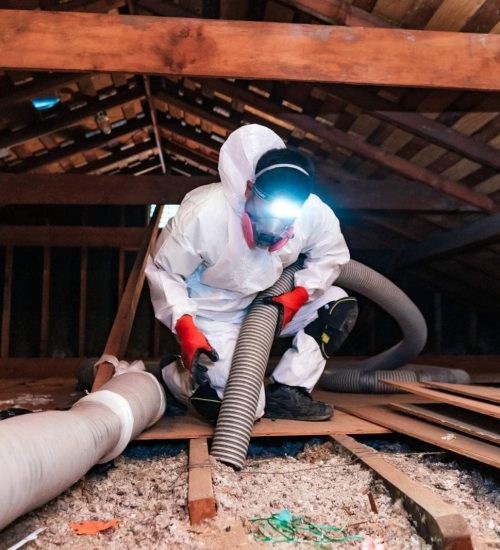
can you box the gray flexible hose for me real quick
[321,366,470,393]
[211,258,468,467]
[333,260,427,372]
[211,260,303,469]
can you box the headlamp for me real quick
[268,197,302,220]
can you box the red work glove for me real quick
[264,286,309,334]
[175,315,219,373]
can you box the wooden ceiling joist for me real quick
[198,79,499,213]
[0,173,479,211]
[1,10,499,90]
[396,212,500,267]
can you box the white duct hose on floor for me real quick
[0,371,166,531]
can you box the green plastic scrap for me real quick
[250,508,364,545]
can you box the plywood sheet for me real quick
[382,381,500,419]
[390,402,500,444]
[422,382,500,404]
[339,404,500,468]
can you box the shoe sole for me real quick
[264,412,334,422]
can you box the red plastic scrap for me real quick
[69,519,120,535]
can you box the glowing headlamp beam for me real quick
[269,198,301,219]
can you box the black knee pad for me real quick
[190,382,222,424]
[304,296,358,359]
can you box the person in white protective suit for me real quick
[146,124,358,423]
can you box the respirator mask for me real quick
[242,163,310,252]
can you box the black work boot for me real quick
[264,383,333,421]
[190,382,222,424]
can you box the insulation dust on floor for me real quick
[1,438,498,549]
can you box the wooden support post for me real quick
[188,438,217,524]
[78,248,88,357]
[40,246,51,357]
[91,205,164,391]
[332,435,473,550]
[1,246,13,358]
[118,206,126,302]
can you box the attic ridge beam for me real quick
[200,79,499,212]
[396,212,500,267]
[1,11,500,90]
[0,173,478,211]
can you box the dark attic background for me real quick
[0,0,499,368]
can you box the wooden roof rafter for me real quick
[0,80,145,151]
[190,78,498,212]
[7,114,151,173]
[70,138,156,174]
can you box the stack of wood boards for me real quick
[338,381,500,468]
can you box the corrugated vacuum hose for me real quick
[211,258,469,469]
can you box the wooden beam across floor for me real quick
[0,10,499,90]
[188,439,217,525]
[0,173,479,211]
[332,435,473,550]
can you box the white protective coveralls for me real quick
[146,124,350,418]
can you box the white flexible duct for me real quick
[0,371,166,531]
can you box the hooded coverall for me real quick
[146,124,350,418]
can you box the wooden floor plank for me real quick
[0,377,83,411]
[421,382,500,405]
[382,381,500,419]
[188,438,216,524]
[136,409,389,440]
[332,435,473,550]
[338,404,500,468]
[390,403,500,445]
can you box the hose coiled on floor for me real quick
[333,260,427,371]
